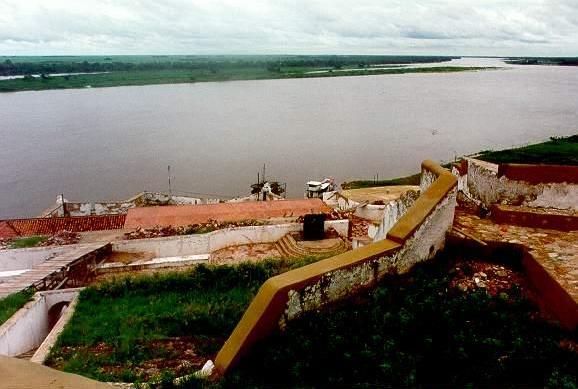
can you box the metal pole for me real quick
[168,165,172,197]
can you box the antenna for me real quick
[168,165,172,197]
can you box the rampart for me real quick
[213,160,457,374]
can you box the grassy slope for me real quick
[47,257,320,382]
[341,173,421,190]
[214,258,577,389]
[477,135,578,166]
[343,135,578,190]
[0,66,492,93]
[0,290,34,325]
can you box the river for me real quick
[1,58,577,218]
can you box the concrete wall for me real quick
[284,180,456,322]
[213,160,457,374]
[0,246,73,272]
[112,220,349,257]
[372,190,419,242]
[466,158,578,211]
[0,289,79,357]
[46,192,203,217]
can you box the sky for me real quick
[0,0,577,56]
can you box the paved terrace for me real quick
[340,185,419,204]
[0,243,110,298]
[124,199,330,229]
[453,208,578,305]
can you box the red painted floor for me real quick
[124,199,330,229]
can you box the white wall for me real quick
[0,246,73,272]
[0,289,79,357]
[466,158,578,211]
[284,185,457,322]
[372,190,419,242]
[113,221,349,257]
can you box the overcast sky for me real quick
[1,0,577,56]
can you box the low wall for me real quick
[45,192,203,217]
[372,190,419,242]
[112,220,349,257]
[498,164,578,185]
[466,159,578,211]
[0,246,72,272]
[213,160,457,375]
[0,289,79,357]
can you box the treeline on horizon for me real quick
[0,55,457,76]
[507,57,578,66]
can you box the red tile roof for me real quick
[0,215,126,238]
[125,199,330,229]
[0,221,18,238]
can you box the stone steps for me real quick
[491,204,578,231]
[0,243,111,298]
[275,234,348,259]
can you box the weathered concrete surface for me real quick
[0,246,73,272]
[113,221,348,258]
[98,254,210,273]
[124,199,330,229]
[372,190,420,241]
[491,204,578,231]
[340,185,419,204]
[0,243,110,298]
[43,191,203,217]
[284,185,456,322]
[466,158,578,211]
[213,160,457,375]
[30,292,79,364]
[0,354,111,388]
[0,289,79,357]
[454,208,578,328]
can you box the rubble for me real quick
[449,260,527,297]
[38,231,80,246]
[124,219,267,240]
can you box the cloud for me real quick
[0,0,576,56]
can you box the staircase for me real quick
[275,233,349,259]
[491,204,578,231]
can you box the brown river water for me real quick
[1,58,577,218]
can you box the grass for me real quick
[0,66,494,93]
[202,256,577,389]
[9,235,47,249]
[0,289,35,326]
[46,257,320,383]
[341,172,421,190]
[477,135,578,166]
[343,135,578,190]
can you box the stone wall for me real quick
[372,190,419,242]
[112,220,349,258]
[44,192,203,217]
[465,159,578,211]
[0,246,73,272]
[0,289,79,357]
[213,160,457,375]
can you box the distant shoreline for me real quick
[0,66,495,93]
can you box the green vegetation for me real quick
[507,57,578,66]
[477,135,578,166]
[344,135,578,190]
[0,289,34,325]
[206,257,576,388]
[0,55,495,92]
[9,235,47,249]
[47,257,320,383]
[341,172,421,190]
